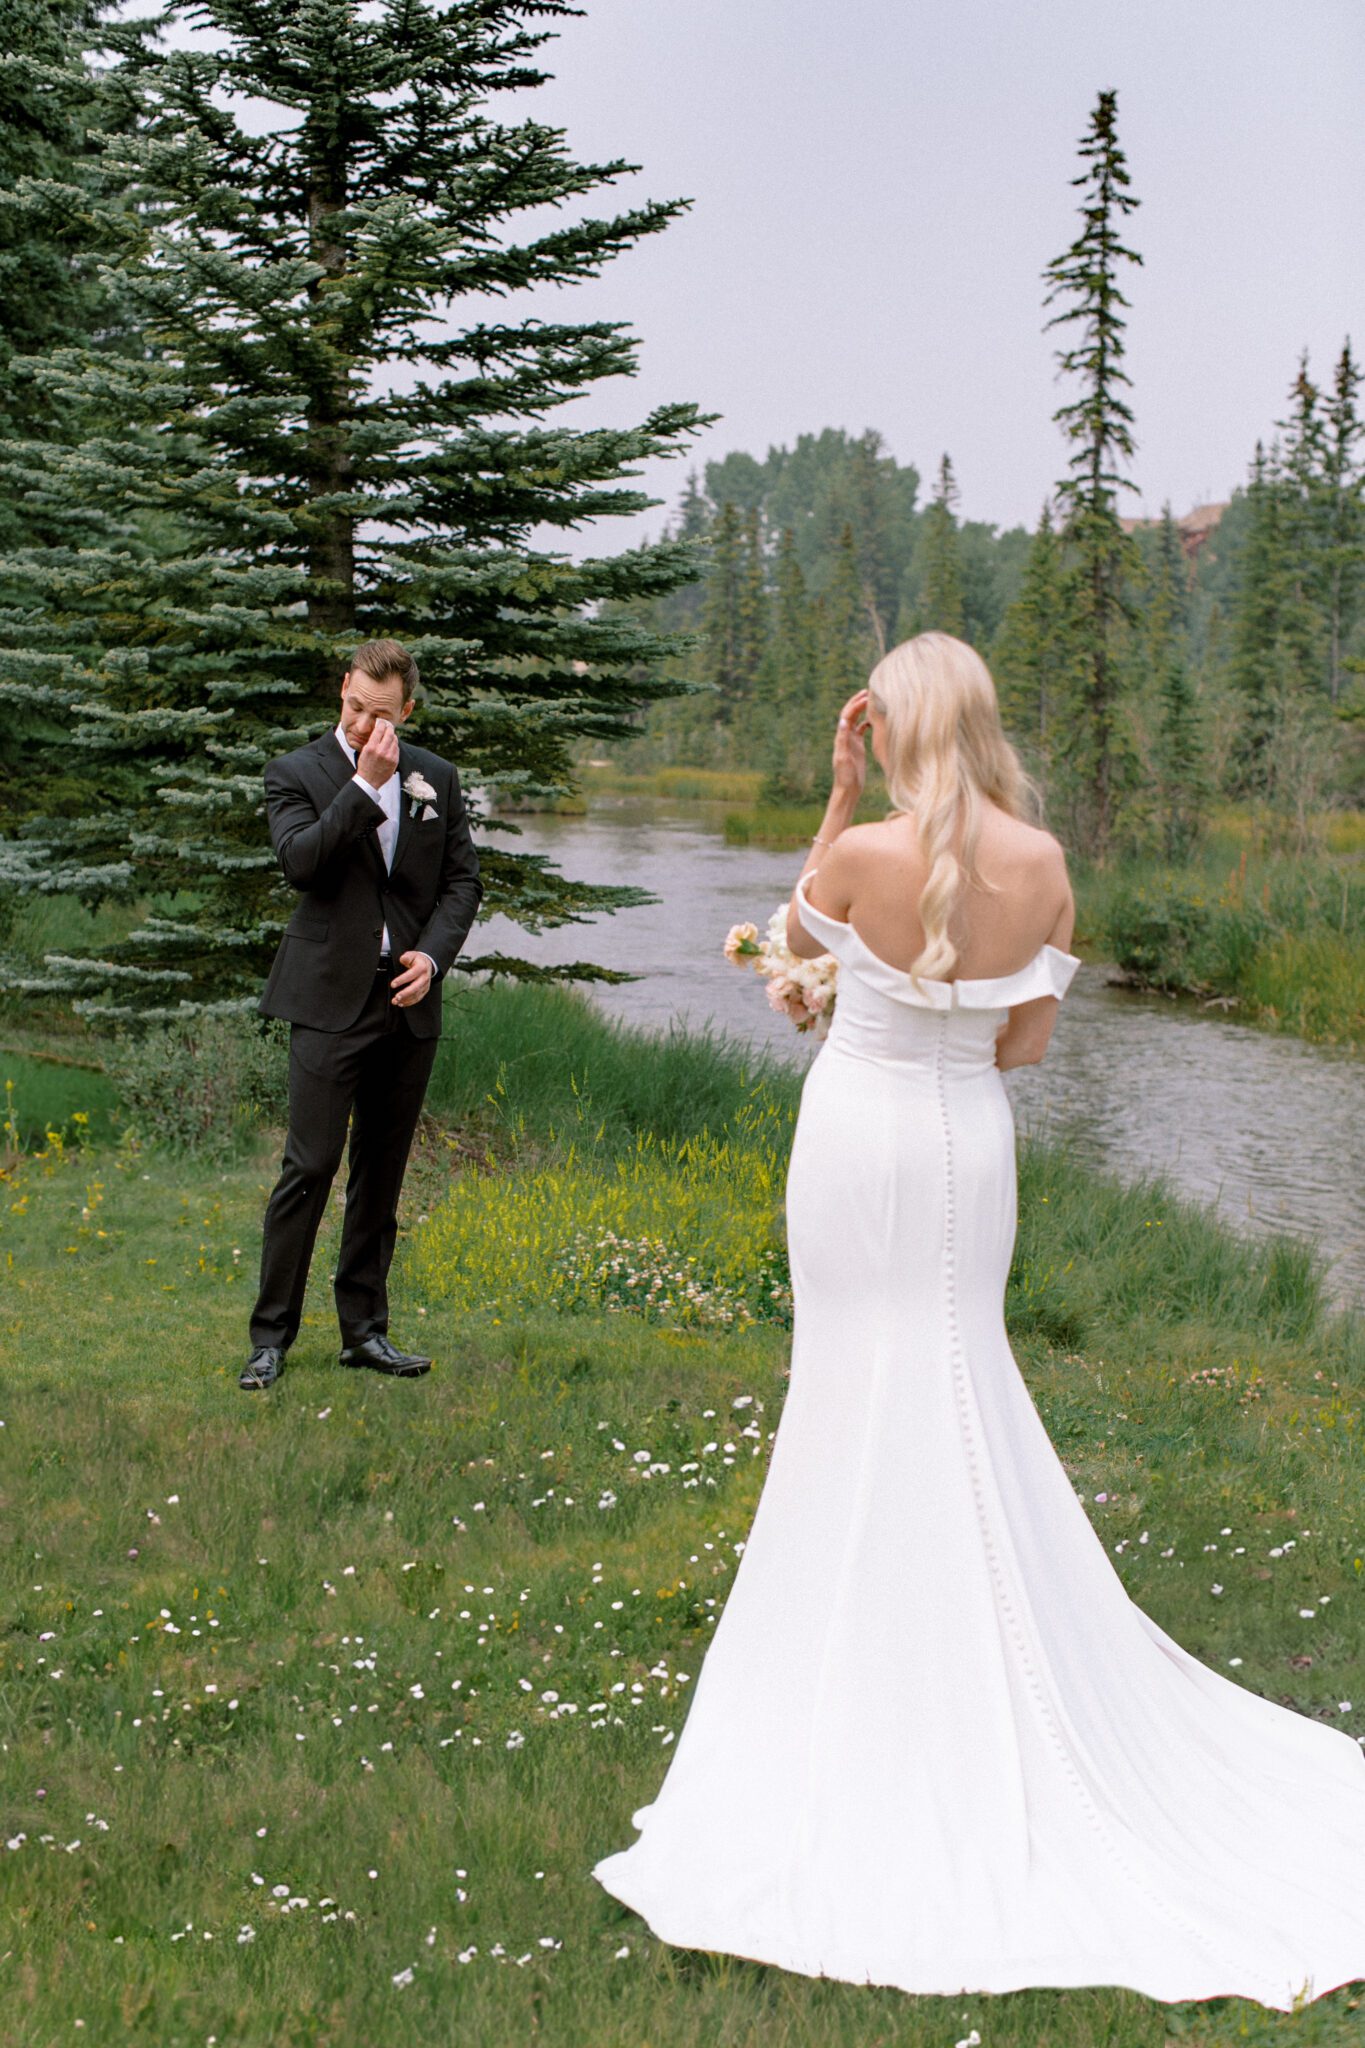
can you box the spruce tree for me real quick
[736,507,768,723]
[1143,507,1207,856]
[702,503,752,727]
[1146,502,1188,658]
[1041,87,1144,861]
[0,0,708,1019]
[1228,444,1286,794]
[991,500,1074,768]
[758,525,816,799]
[1154,649,1208,860]
[813,522,877,747]
[918,452,966,637]
[1274,352,1331,686]
[0,0,154,829]
[1227,439,1321,810]
[1322,339,1364,703]
[843,428,898,653]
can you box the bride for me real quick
[591,632,1365,2012]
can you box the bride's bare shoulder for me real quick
[979,803,1067,868]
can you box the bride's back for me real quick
[836,802,1072,982]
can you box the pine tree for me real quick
[0,1,136,516]
[1154,650,1208,860]
[1140,508,1205,854]
[0,0,153,827]
[1227,440,1320,804]
[991,500,1074,766]
[1227,444,1279,792]
[736,507,768,723]
[1145,502,1188,659]
[1274,352,1331,686]
[812,522,877,748]
[843,428,898,654]
[1041,88,1144,861]
[702,503,748,726]
[1322,339,1365,703]
[918,453,966,637]
[0,0,708,1019]
[758,525,817,798]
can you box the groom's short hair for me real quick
[349,638,421,703]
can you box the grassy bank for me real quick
[3,986,1364,2044]
[722,800,828,848]
[580,763,764,804]
[1079,810,1365,1047]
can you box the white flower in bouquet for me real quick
[723,906,837,1036]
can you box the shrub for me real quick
[101,1013,289,1162]
[1100,876,1273,994]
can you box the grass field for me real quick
[3,986,1365,2046]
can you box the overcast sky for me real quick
[494,0,1364,547]
[155,0,1364,550]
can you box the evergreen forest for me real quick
[621,369,1365,865]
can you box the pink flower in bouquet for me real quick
[724,901,838,1036]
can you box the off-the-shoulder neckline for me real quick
[794,870,1080,990]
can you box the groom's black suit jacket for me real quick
[257,729,482,1039]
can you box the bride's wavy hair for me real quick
[867,632,1042,984]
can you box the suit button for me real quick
[372,928,382,938]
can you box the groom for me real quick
[241,639,483,1391]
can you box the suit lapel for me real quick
[388,742,419,880]
[317,730,386,883]
[317,729,354,789]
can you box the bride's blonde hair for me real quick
[867,632,1042,984]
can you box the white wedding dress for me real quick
[591,872,1365,2011]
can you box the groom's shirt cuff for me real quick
[352,770,384,804]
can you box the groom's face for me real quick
[339,670,413,754]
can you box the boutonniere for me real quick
[401,769,438,821]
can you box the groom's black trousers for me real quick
[250,962,438,1352]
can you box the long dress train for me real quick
[591,871,1365,2011]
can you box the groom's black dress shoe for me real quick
[240,1345,287,1390]
[339,1333,432,1377]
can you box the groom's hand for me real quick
[390,950,434,1007]
[357,717,400,789]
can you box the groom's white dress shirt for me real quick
[334,722,436,980]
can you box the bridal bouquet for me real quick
[724,905,837,1035]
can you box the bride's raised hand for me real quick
[831,689,870,799]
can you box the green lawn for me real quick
[3,991,1364,2046]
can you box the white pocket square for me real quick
[422,804,438,822]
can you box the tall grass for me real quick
[722,802,828,848]
[1078,834,1365,1046]
[579,763,764,803]
[429,979,799,1152]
